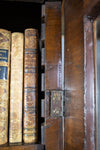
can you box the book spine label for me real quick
[9,33,23,143]
[23,29,38,143]
[0,29,11,145]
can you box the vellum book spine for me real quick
[23,29,38,143]
[0,29,11,145]
[9,33,23,143]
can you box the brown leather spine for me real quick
[0,29,11,145]
[9,33,23,143]
[23,28,38,143]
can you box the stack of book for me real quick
[0,28,38,145]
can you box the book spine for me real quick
[0,29,11,145]
[9,33,23,143]
[23,29,38,143]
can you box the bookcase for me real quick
[0,0,99,150]
[0,0,62,150]
[0,0,43,150]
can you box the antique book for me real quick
[23,28,38,143]
[0,29,11,145]
[9,32,23,143]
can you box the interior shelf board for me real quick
[0,143,45,150]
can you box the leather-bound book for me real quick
[9,33,23,143]
[0,29,11,145]
[23,28,38,143]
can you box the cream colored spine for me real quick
[9,32,23,143]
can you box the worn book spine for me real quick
[0,29,11,145]
[23,28,38,143]
[9,32,23,143]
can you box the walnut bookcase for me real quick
[0,1,44,150]
[0,0,99,150]
[0,144,44,150]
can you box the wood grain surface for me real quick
[45,2,62,90]
[84,17,95,150]
[83,4,100,150]
[43,2,63,150]
[42,118,62,150]
[84,0,99,15]
[63,0,100,149]
[63,0,84,149]
[0,144,44,150]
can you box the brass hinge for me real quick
[44,90,64,118]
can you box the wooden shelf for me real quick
[0,143,45,150]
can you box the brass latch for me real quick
[44,90,63,118]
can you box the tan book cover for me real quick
[9,32,23,143]
[23,28,38,143]
[0,29,11,145]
